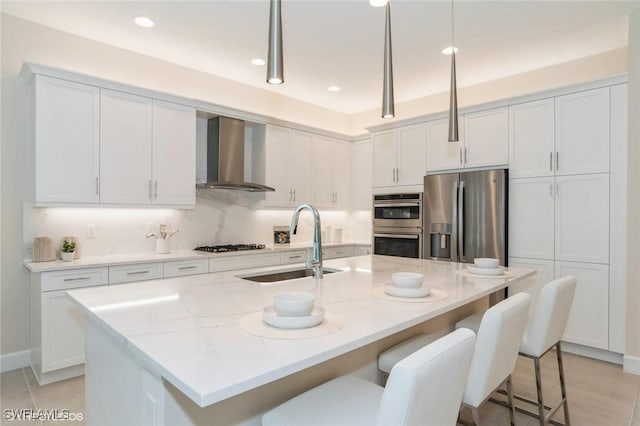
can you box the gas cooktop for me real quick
[193,244,266,253]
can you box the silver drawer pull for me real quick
[126,270,150,275]
[288,255,303,259]
[178,266,198,270]
[63,277,90,282]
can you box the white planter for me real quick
[61,251,75,261]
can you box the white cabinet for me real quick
[101,91,196,206]
[508,257,555,316]
[209,253,282,273]
[372,123,426,188]
[427,107,508,172]
[323,246,353,259]
[351,140,372,210]
[264,125,313,207]
[508,98,555,178]
[163,259,208,278]
[312,136,351,209]
[109,262,163,285]
[100,89,153,204]
[34,75,100,204]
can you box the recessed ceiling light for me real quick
[251,58,266,66]
[327,86,341,92]
[442,46,459,55]
[369,0,388,7]
[134,16,154,28]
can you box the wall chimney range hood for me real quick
[197,116,275,192]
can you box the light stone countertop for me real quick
[23,242,368,272]
[67,255,535,408]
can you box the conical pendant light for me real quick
[381,1,395,118]
[448,0,459,142]
[267,0,284,85]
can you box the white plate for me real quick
[263,306,325,329]
[384,284,431,298]
[467,265,505,276]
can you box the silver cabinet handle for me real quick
[126,270,150,275]
[288,255,303,259]
[556,152,559,171]
[293,189,296,201]
[464,147,468,164]
[549,152,553,172]
[451,181,459,262]
[64,276,90,282]
[373,233,419,239]
[95,177,100,196]
[392,168,396,182]
[396,168,400,182]
[154,181,158,199]
[289,189,293,201]
[178,266,197,270]
[459,148,463,164]
[549,183,554,198]
[458,180,465,261]
[555,184,560,200]
[148,180,153,200]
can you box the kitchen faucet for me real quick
[290,203,323,279]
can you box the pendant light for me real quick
[381,1,395,119]
[448,0,459,142]
[267,0,284,85]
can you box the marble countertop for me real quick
[67,255,534,408]
[23,242,368,272]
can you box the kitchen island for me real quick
[68,255,534,426]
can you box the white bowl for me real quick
[391,272,424,289]
[474,258,499,269]
[272,291,316,317]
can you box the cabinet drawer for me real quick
[164,259,208,278]
[42,267,108,292]
[209,253,280,273]
[281,250,308,264]
[323,246,353,259]
[109,262,163,284]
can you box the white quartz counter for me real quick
[68,255,534,408]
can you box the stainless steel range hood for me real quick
[197,117,275,192]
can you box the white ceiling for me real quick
[3,1,639,114]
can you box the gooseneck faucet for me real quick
[290,203,323,279]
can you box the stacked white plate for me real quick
[263,291,325,329]
[384,272,431,298]
[467,258,504,276]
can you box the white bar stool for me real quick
[378,292,531,426]
[457,276,577,426]
[262,328,476,426]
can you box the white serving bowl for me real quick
[391,272,424,289]
[272,291,316,317]
[474,258,499,269]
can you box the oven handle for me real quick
[374,233,420,239]
[373,202,421,208]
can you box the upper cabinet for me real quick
[509,87,610,178]
[372,123,426,188]
[351,140,372,210]
[264,125,313,208]
[31,74,196,207]
[312,136,351,209]
[427,107,508,172]
[34,76,100,204]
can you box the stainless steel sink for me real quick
[239,267,342,283]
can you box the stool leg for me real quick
[471,407,481,426]
[534,357,545,425]
[506,376,516,426]
[556,343,571,426]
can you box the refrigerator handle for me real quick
[451,181,459,262]
[458,180,465,261]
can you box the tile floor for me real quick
[1,350,639,425]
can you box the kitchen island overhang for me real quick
[68,255,535,424]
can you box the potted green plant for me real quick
[61,239,76,261]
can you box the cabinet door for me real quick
[311,136,335,208]
[555,87,610,175]
[508,177,555,260]
[100,89,153,204]
[152,101,196,206]
[557,261,609,350]
[351,140,372,210]
[509,98,555,178]
[35,76,100,203]
[426,118,463,172]
[372,131,396,187]
[289,131,313,204]
[333,140,351,209]
[464,107,508,168]
[396,124,427,185]
[508,257,555,317]
[41,289,89,372]
[264,125,291,207]
[555,174,609,264]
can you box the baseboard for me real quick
[560,341,623,365]
[0,350,31,373]
[623,355,640,375]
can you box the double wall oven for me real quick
[372,193,423,259]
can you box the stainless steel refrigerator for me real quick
[423,169,508,265]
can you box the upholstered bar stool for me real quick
[378,292,531,426]
[262,328,476,426]
[456,276,577,426]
